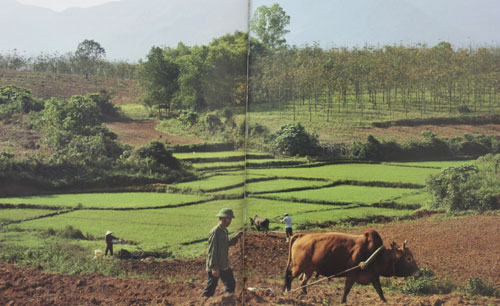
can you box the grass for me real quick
[392,191,431,205]
[246,179,330,194]
[245,198,414,229]
[173,174,244,191]
[119,103,151,120]
[6,199,244,257]
[385,160,475,168]
[210,178,330,195]
[261,185,419,204]
[174,151,244,159]
[0,159,470,261]
[0,193,208,209]
[0,208,55,223]
[247,163,440,185]
[191,161,244,170]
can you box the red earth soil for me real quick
[105,121,202,147]
[1,214,499,305]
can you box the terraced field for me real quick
[0,150,472,258]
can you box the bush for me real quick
[131,140,180,170]
[203,113,223,132]
[401,267,456,295]
[426,155,500,212]
[457,105,471,114]
[0,85,44,119]
[178,110,199,126]
[464,277,498,297]
[59,225,86,240]
[87,90,121,119]
[0,242,127,276]
[271,123,321,157]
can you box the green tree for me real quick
[74,39,106,79]
[136,46,180,117]
[272,123,320,156]
[250,3,290,51]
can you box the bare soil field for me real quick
[105,121,202,147]
[1,214,499,305]
[0,118,47,159]
[0,70,137,104]
[339,124,500,143]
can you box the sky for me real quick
[17,0,121,11]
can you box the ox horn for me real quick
[403,240,407,250]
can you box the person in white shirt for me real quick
[281,213,293,242]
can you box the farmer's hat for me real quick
[284,213,289,216]
[216,208,235,219]
[105,230,112,235]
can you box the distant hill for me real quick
[252,0,500,48]
[1,0,248,61]
[2,0,499,61]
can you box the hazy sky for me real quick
[17,0,121,11]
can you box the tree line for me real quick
[0,40,136,79]
[249,42,500,120]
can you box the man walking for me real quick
[281,213,293,242]
[201,208,242,298]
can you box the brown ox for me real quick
[249,215,270,235]
[284,230,420,303]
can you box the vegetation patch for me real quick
[400,267,456,295]
[0,208,55,223]
[9,199,244,255]
[248,163,441,185]
[0,192,207,209]
[426,154,500,212]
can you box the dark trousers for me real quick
[201,269,235,297]
[105,243,113,256]
[286,227,293,238]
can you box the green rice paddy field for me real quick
[0,154,472,258]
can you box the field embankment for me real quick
[1,214,498,305]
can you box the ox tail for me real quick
[284,233,304,292]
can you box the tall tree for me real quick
[74,39,106,79]
[250,3,290,51]
[136,46,180,117]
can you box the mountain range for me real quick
[2,0,499,61]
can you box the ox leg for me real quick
[341,277,355,304]
[371,276,387,302]
[299,271,313,294]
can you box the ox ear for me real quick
[390,242,400,250]
[403,240,407,250]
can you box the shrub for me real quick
[0,242,127,276]
[426,155,500,212]
[204,113,223,132]
[0,85,44,119]
[464,277,498,297]
[178,110,199,126]
[59,225,86,240]
[131,140,180,170]
[457,105,471,114]
[221,107,233,121]
[401,267,456,295]
[87,90,121,119]
[271,123,321,157]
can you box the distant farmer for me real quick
[201,208,242,298]
[105,230,119,257]
[281,213,293,242]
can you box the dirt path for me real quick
[105,121,202,147]
[1,214,499,305]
